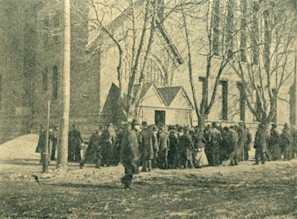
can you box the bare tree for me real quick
[174,0,243,130]
[83,0,193,121]
[56,0,71,170]
[231,0,296,129]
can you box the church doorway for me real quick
[155,110,166,126]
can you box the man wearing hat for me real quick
[68,124,83,162]
[280,123,292,160]
[120,119,141,189]
[157,124,170,169]
[254,123,269,164]
[140,121,156,172]
[268,124,281,161]
[209,122,222,166]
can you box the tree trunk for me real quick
[198,114,206,131]
[57,0,71,170]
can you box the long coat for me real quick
[85,131,101,163]
[280,128,292,159]
[35,130,46,153]
[68,128,83,161]
[158,131,169,151]
[121,129,140,170]
[237,126,247,159]
[179,133,193,161]
[228,129,239,156]
[140,127,155,160]
[269,128,281,160]
[254,128,268,152]
[158,131,170,157]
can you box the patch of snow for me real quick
[0,134,40,160]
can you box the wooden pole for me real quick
[57,0,71,169]
[42,96,51,173]
[292,49,297,125]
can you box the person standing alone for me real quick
[120,119,141,189]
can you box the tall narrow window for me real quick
[0,74,2,110]
[221,80,228,120]
[237,82,246,121]
[212,0,220,56]
[290,86,296,125]
[42,68,48,91]
[43,15,49,28]
[240,0,247,62]
[199,77,208,111]
[252,1,259,65]
[255,90,262,122]
[53,13,60,43]
[272,89,277,123]
[52,66,58,100]
[43,14,50,46]
[263,10,271,72]
[226,0,235,59]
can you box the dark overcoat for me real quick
[179,133,193,160]
[85,132,101,162]
[140,127,155,160]
[121,129,140,171]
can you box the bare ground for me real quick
[0,135,297,218]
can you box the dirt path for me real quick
[1,135,297,218]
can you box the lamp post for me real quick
[42,93,51,173]
[57,0,71,169]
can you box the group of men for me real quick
[254,123,297,164]
[79,120,252,189]
[35,124,58,163]
[36,120,297,189]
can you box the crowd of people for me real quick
[36,120,297,189]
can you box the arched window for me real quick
[0,74,2,110]
[42,68,48,91]
[290,86,296,125]
[52,65,58,100]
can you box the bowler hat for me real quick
[132,119,140,125]
[142,121,148,127]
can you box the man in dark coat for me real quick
[101,123,117,166]
[35,125,47,164]
[280,123,293,160]
[157,124,170,169]
[140,121,156,172]
[151,125,159,169]
[209,122,222,166]
[168,129,179,169]
[113,126,123,166]
[269,124,281,161]
[204,125,212,165]
[226,127,239,166]
[221,127,231,162]
[254,124,269,165]
[178,128,194,168]
[120,119,140,189]
[244,127,252,161]
[291,126,297,159]
[68,124,83,162]
[49,125,58,161]
[80,126,102,169]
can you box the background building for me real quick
[0,0,296,143]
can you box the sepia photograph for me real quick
[0,0,297,218]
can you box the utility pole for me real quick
[42,94,51,173]
[292,49,297,125]
[57,0,71,170]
